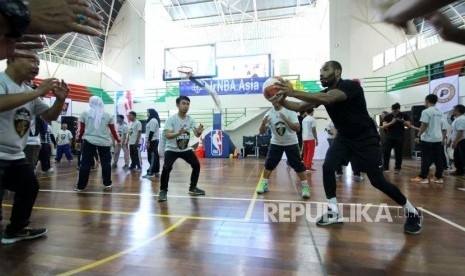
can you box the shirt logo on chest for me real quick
[14,107,31,138]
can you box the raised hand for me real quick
[0,35,45,60]
[196,123,205,134]
[27,0,104,36]
[36,78,61,96]
[52,79,70,100]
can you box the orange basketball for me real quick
[262,77,282,102]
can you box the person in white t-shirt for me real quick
[0,51,69,244]
[112,114,130,169]
[256,101,310,198]
[143,108,161,178]
[127,111,142,171]
[301,107,318,171]
[158,96,205,202]
[74,96,121,191]
[55,123,73,163]
[410,94,446,184]
[450,104,465,176]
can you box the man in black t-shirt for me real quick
[380,103,417,173]
[275,61,422,235]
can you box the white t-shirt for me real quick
[80,111,114,147]
[164,113,197,152]
[451,115,465,142]
[116,123,128,143]
[146,118,160,141]
[0,72,49,160]
[128,120,142,145]
[264,107,299,146]
[26,118,42,146]
[420,106,443,142]
[57,129,73,146]
[302,115,316,141]
[326,121,337,138]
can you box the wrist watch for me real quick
[0,0,31,38]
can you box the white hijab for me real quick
[88,96,104,129]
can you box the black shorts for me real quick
[264,144,306,173]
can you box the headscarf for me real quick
[88,96,104,129]
[147,108,161,126]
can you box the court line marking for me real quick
[57,218,187,276]
[244,170,262,222]
[419,207,465,233]
[0,204,244,223]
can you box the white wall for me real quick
[101,0,146,92]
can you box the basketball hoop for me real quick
[177,66,193,81]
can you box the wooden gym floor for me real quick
[1,157,465,275]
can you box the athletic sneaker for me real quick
[301,186,310,198]
[256,182,268,194]
[143,174,156,179]
[354,175,364,182]
[1,227,48,244]
[134,167,142,172]
[336,174,343,181]
[189,187,205,196]
[103,185,112,191]
[394,169,401,174]
[404,209,423,235]
[430,177,444,184]
[123,165,129,170]
[74,187,85,192]
[158,190,168,202]
[43,168,54,175]
[316,209,344,226]
[410,176,429,184]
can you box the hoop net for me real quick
[177,66,193,81]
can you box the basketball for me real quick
[262,76,283,102]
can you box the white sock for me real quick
[301,180,309,187]
[262,178,268,185]
[328,197,339,213]
[403,200,418,215]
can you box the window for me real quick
[385,47,396,65]
[396,42,406,59]
[373,53,384,71]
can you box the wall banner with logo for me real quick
[179,77,268,96]
[430,75,459,113]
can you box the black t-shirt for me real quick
[383,112,409,137]
[324,79,378,140]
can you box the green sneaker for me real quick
[189,187,205,196]
[256,182,268,194]
[302,186,310,198]
[158,190,167,202]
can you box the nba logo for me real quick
[211,130,223,156]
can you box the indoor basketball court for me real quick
[1,0,465,275]
[1,158,465,275]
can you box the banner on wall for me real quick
[115,90,133,122]
[179,77,268,96]
[50,97,72,121]
[429,75,459,113]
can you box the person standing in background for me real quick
[410,94,445,184]
[143,109,161,179]
[74,96,121,191]
[55,123,73,164]
[127,111,142,171]
[301,108,318,171]
[112,114,130,170]
[38,120,55,174]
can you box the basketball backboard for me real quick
[163,44,217,81]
